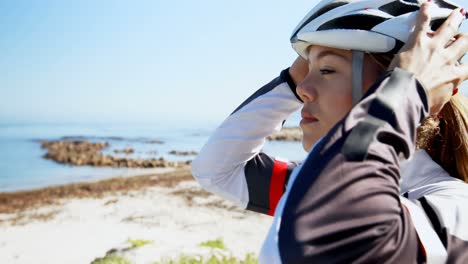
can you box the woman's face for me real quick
[297,45,384,152]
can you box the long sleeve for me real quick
[260,68,461,263]
[191,69,303,215]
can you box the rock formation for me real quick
[41,140,190,168]
[266,127,302,142]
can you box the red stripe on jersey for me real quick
[268,160,289,216]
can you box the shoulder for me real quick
[401,149,466,198]
[409,179,468,199]
[401,150,468,241]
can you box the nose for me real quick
[296,72,317,102]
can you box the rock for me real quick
[113,148,135,154]
[41,140,190,169]
[168,150,198,156]
[266,127,302,142]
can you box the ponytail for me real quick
[369,52,467,182]
[417,94,468,183]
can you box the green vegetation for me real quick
[127,238,153,249]
[153,253,258,264]
[198,238,226,250]
[91,254,132,264]
[92,253,258,264]
[154,239,258,264]
[92,238,258,264]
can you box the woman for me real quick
[192,0,468,262]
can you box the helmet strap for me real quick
[352,51,364,106]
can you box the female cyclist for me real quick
[192,0,468,262]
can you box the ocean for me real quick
[0,119,306,193]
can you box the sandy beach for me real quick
[0,168,272,264]
[0,127,303,263]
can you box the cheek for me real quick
[325,99,351,126]
[321,82,353,124]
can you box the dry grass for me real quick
[0,168,193,214]
[1,210,61,226]
[170,188,213,206]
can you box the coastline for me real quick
[0,127,304,263]
[0,168,272,264]
[0,167,186,215]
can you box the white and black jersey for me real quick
[191,69,302,216]
[192,69,468,263]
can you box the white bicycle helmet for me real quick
[291,0,466,104]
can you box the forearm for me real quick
[191,69,302,210]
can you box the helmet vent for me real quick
[317,14,388,31]
[379,1,419,17]
[433,0,458,10]
[430,18,445,31]
[292,2,348,38]
[401,0,419,3]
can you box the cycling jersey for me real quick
[192,69,302,215]
[191,68,468,263]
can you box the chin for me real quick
[302,134,322,152]
[302,139,313,153]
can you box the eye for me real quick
[320,69,335,75]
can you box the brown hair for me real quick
[368,53,393,72]
[417,95,468,183]
[370,52,468,183]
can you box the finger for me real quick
[446,63,467,85]
[461,62,468,82]
[447,33,468,62]
[433,8,466,46]
[413,2,432,41]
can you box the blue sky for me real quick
[1,0,467,125]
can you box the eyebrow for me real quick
[315,50,350,63]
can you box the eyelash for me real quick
[320,69,335,75]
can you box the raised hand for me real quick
[389,2,468,114]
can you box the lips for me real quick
[300,111,318,125]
